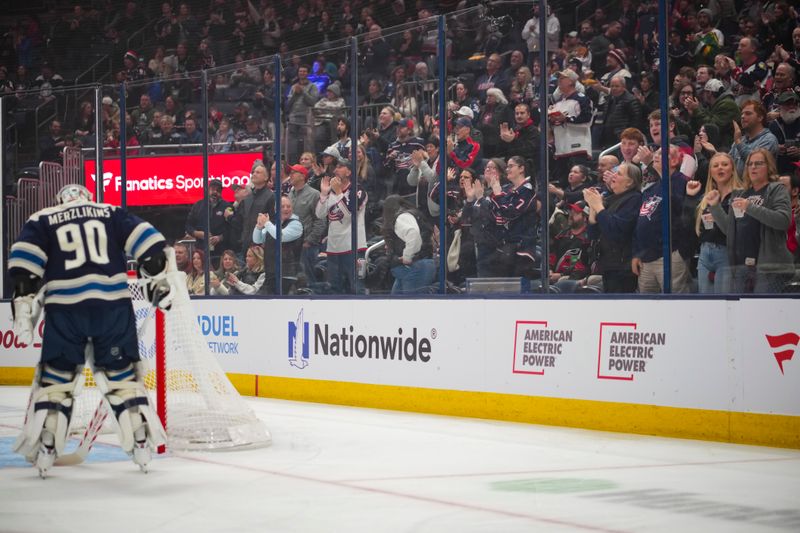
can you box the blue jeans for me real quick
[730,265,791,294]
[697,242,729,294]
[391,258,436,294]
[326,252,364,294]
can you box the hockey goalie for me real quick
[9,184,172,477]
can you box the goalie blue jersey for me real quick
[8,200,165,308]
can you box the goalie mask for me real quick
[57,184,93,205]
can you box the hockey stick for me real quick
[54,344,109,467]
[53,399,109,466]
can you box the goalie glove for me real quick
[13,293,42,346]
[138,250,174,311]
[140,270,174,311]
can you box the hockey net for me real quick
[69,253,271,451]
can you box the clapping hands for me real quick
[330,175,343,194]
[320,176,331,196]
[582,187,604,211]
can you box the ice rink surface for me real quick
[0,385,798,533]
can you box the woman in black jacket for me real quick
[584,162,643,293]
[478,88,513,159]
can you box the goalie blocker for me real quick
[8,183,171,477]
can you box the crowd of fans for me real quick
[3,0,800,295]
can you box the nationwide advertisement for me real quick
[2,298,797,417]
[84,152,261,206]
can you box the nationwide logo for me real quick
[288,310,310,368]
[764,332,798,375]
[512,320,574,375]
[597,322,665,381]
[287,308,434,369]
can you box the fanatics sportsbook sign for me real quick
[84,153,260,206]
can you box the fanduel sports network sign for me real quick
[84,153,260,206]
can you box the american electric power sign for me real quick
[84,153,260,206]
[512,319,667,381]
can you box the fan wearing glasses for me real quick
[706,148,793,293]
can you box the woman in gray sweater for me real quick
[707,149,794,293]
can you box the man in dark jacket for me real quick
[632,144,692,293]
[499,103,539,172]
[600,76,643,147]
[185,179,231,264]
[239,159,276,255]
[768,90,800,175]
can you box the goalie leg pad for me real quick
[13,364,80,464]
[93,364,167,458]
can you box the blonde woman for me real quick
[298,151,316,174]
[390,85,418,127]
[684,152,744,293]
[217,245,266,295]
[355,143,380,237]
[706,149,793,293]
[355,143,375,184]
[510,66,534,105]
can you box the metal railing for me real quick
[6,177,42,249]
[126,19,156,56]
[78,139,273,156]
[63,146,83,184]
[39,160,68,209]
[70,56,113,123]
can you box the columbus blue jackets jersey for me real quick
[8,200,165,308]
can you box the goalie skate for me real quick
[93,363,166,472]
[14,364,83,478]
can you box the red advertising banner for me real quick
[84,153,261,206]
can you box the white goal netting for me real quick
[69,256,271,451]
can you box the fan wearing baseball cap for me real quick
[448,81,481,126]
[184,179,232,264]
[768,91,800,175]
[684,77,740,151]
[447,116,482,170]
[315,156,368,294]
[549,203,592,285]
[595,45,632,116]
